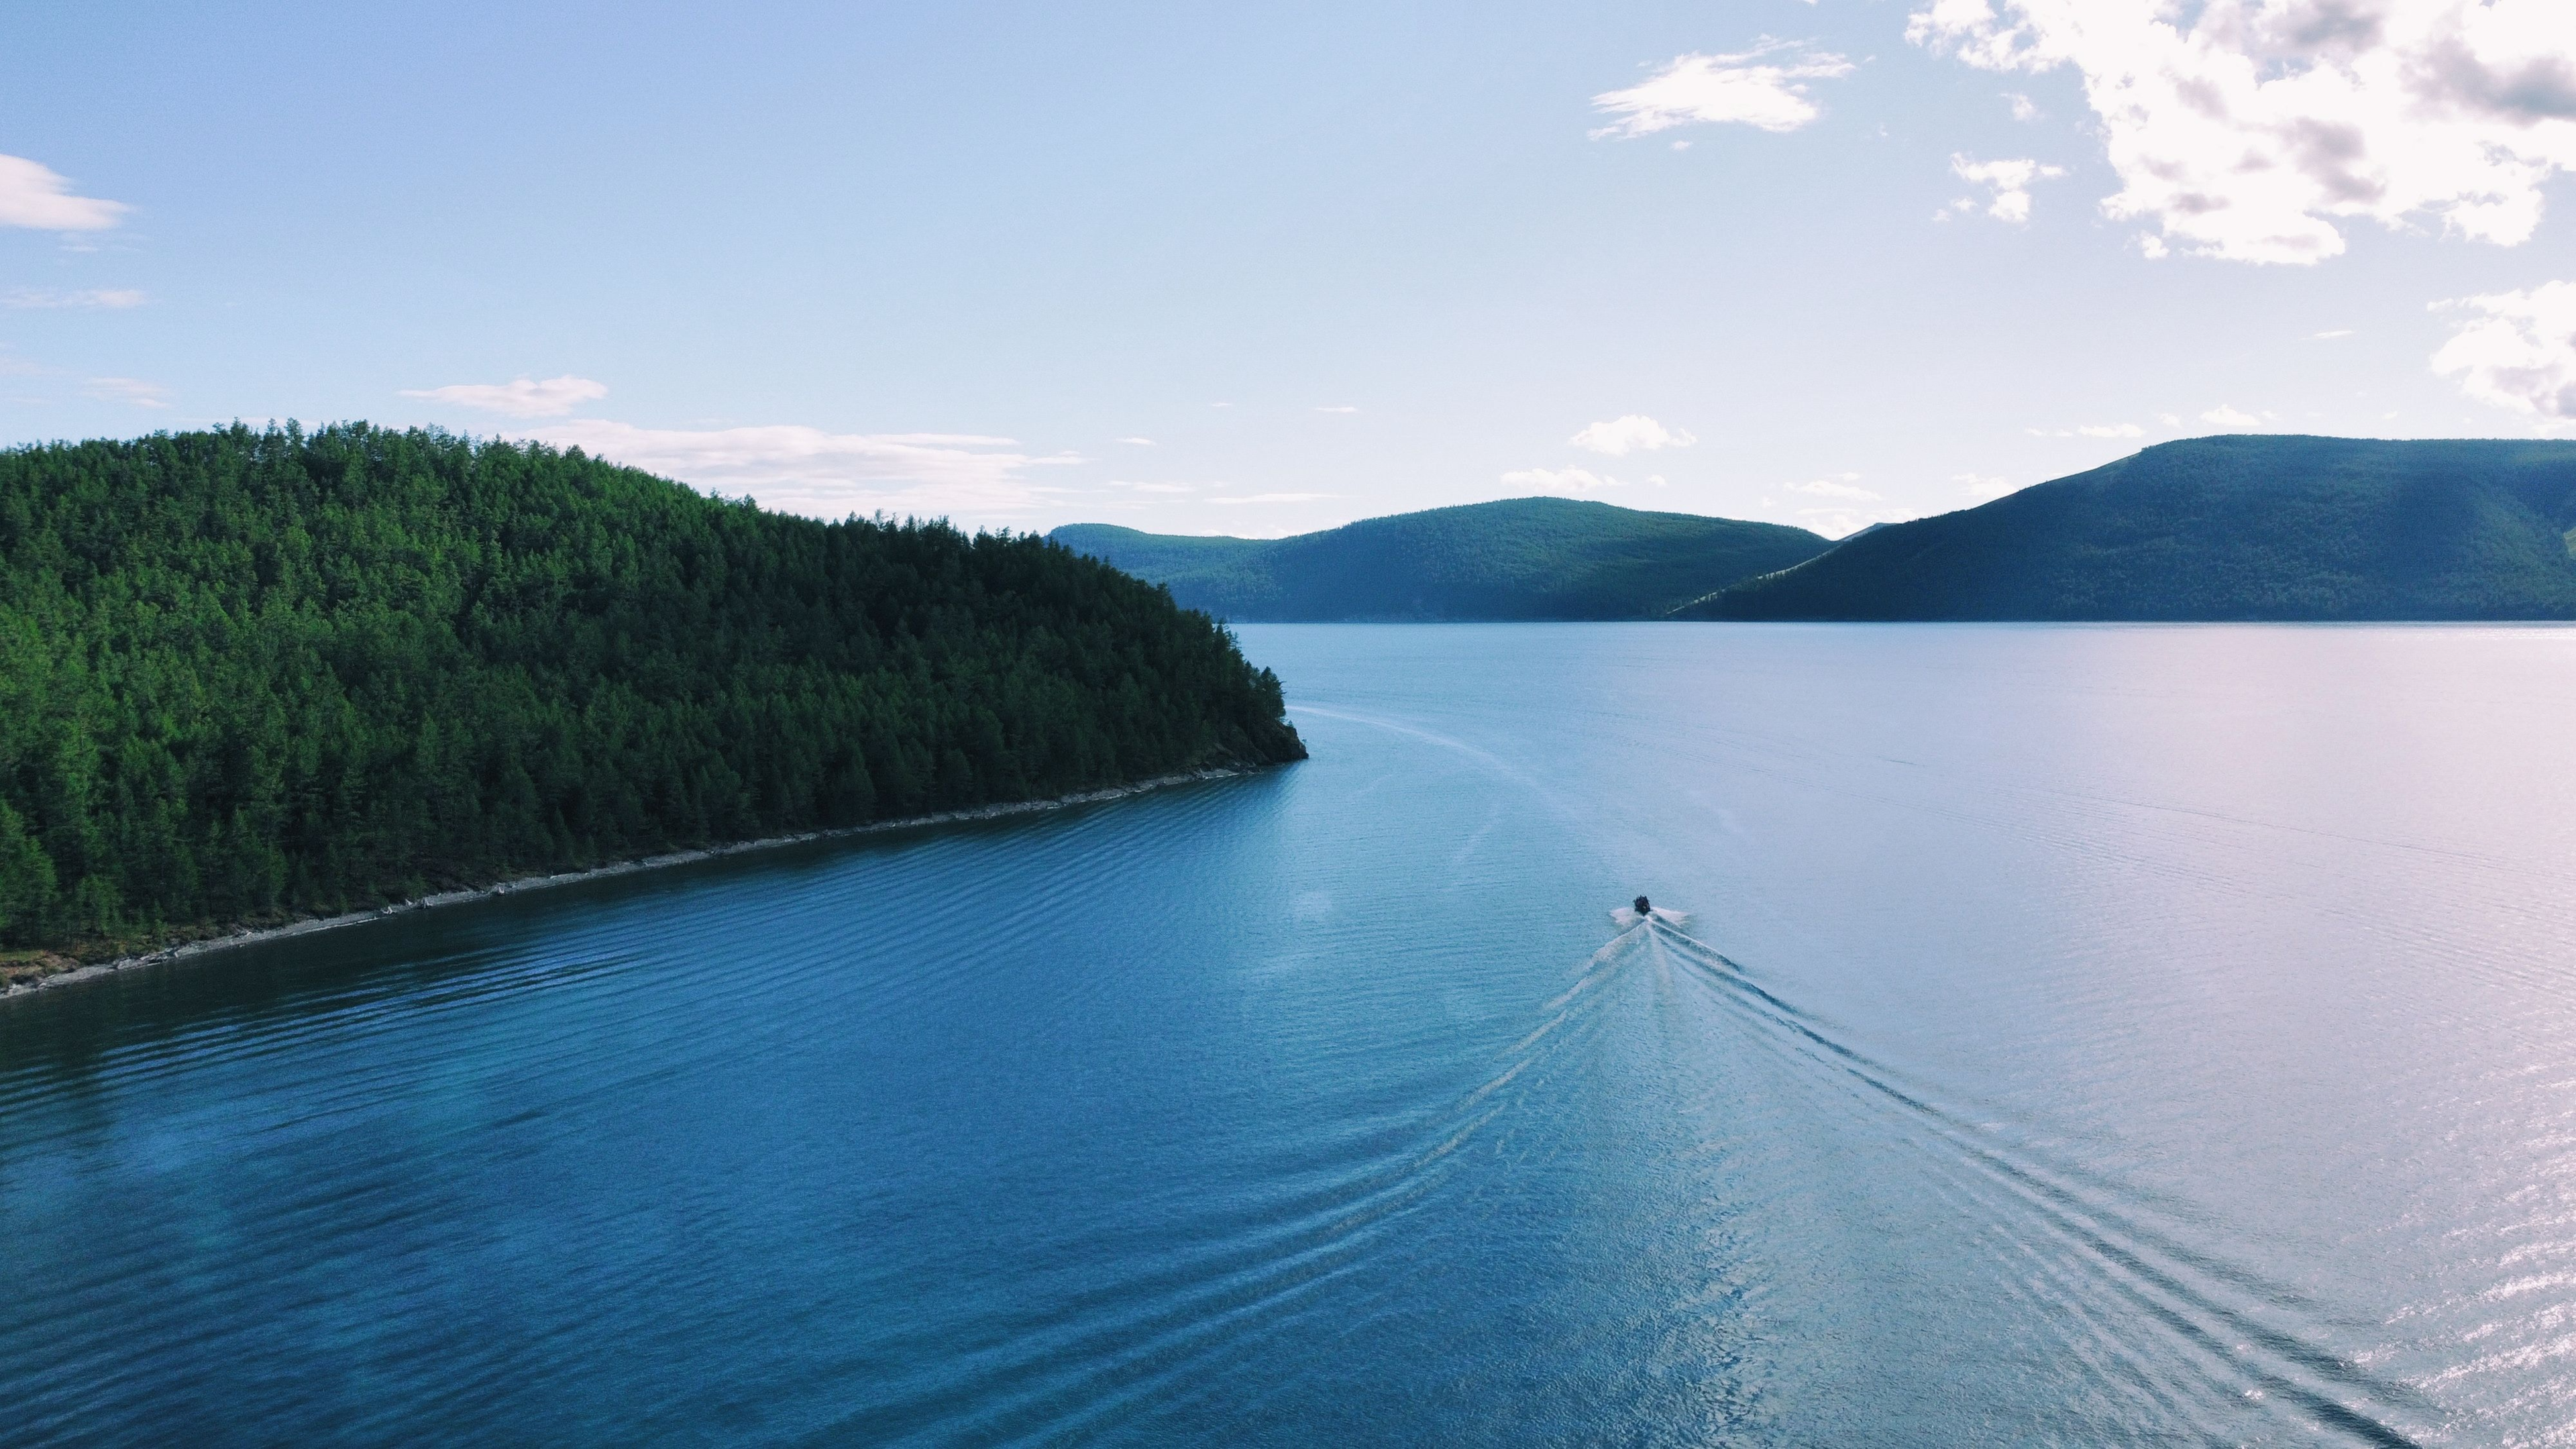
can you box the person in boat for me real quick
[1633,896,1652,919]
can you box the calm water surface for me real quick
[8,624,2576,1446]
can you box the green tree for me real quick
[0,424,1305,951]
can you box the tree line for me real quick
[0,423,1303,950]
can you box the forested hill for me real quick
[1693,435,2576,621]
[0,424,1303,954]
[1053,498,1830,621]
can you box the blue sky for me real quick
[6,0,2575,537]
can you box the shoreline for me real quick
[3,765,1263,1001]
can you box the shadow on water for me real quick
[0,780,1281,1086]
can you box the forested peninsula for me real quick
[0,425,1304,969]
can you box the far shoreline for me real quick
[2,764,1271,1002]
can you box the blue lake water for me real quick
[8,623,2576,1445]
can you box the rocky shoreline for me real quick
[3,766,1256,1000]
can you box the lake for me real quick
[7,623,2575,1445]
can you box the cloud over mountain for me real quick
[528,419,1075,522]
[401,376,610,418]
[2434,281,2576,419]
[1910,0,2576,263]
[1568,415,1696,455]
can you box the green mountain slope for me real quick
[0,424,1303,952]
[1695,435,2576,621]
[1052,498,1830,621]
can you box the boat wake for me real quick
[1592,910,2437,1447]
[799,898,2449,1444]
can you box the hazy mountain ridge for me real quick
[1051,498,1831,621]
[1691,436,2576,621]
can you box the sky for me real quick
[5,0,2576,539]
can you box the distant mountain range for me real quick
[1693,435,2576,621]
[1055,437,2576,625]
[1051,498,1830,621]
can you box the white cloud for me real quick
[1313,405,1358,414]
[1209,492,1336,504]
[1111,480,1195,494]
[2029,421,2145,437]
[1568,414,1697,455]
[1502,466,1623,492]
[2432,280,2576,419]
[1909,0,2576,264]
[523,419,1077,522]
[1786,475,1883,500]
[0,154,127,231]
[1957,472,2019,500]
[1951,154,2067,223]
[2158,411,2183,425]
[1799,505,1911,537]
[402,375,609,418]
[85,376,167,408]
[2312,328,2357,339]
[2006,91,2042,121]
[4,287,144,309]
[1592,42,1856,138]
[2202,403,2263,427]
[1116,436,1157,445]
